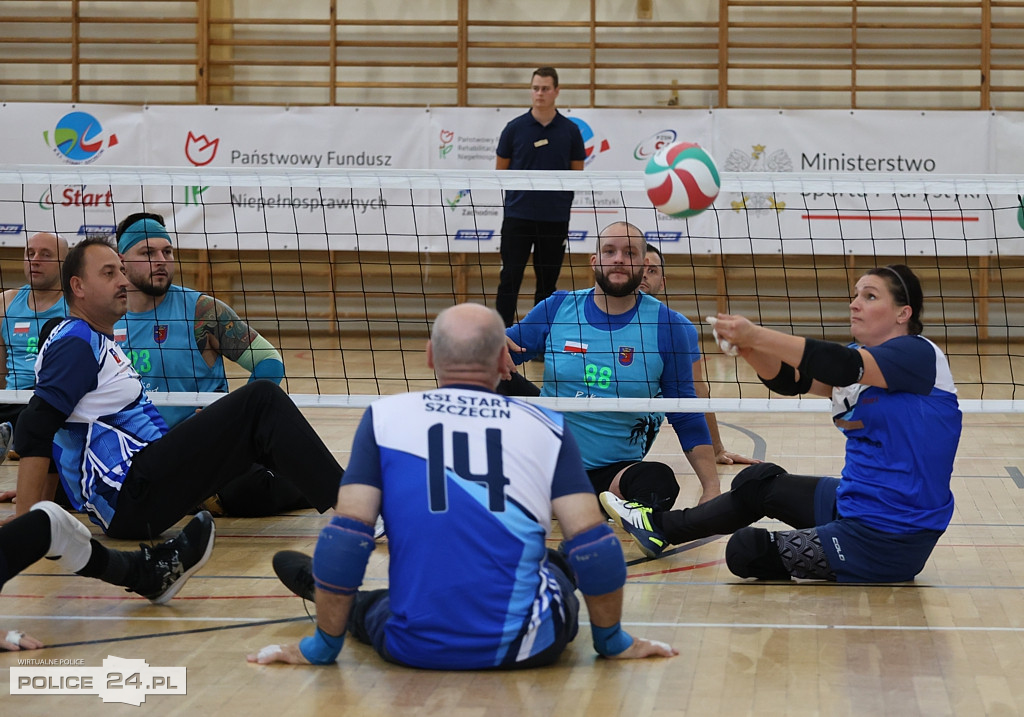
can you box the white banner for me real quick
[1,103,1022,254]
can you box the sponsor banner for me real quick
[710,110,1003,256]
[0,104,1021,254]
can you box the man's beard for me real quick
[135,277,171,298]
[595,268,642,298]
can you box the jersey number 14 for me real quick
[427,423,510,513]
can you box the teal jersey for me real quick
[508,289,710,470]
[114,285,228,428]
[0,286,66,390]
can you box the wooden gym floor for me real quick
[1,350,1023,716]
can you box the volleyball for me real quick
[644,141,721,218]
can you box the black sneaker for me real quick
[134,511,216,605]
[272,550,315,602]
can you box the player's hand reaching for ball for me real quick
[246,643,309,665]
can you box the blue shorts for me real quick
[349,551,581,670]
[812,477,944,583]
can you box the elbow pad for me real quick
[798,338,864,387]
[13,396,67,458]
[564,522,626,596]
[760,362,813,396]
[312,515,376,596]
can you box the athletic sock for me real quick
[77,540,142,589]
[0,510,51,582]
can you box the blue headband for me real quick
[118,218,171,254]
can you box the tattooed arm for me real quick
[193,294,285,384]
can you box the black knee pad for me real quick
[618,462,679,511]
[729,462,787,514]
[730,462,787,491]
[725,527,791,580]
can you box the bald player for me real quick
[0,232,69,473]
[256,303,676,668]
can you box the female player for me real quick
[600,264,962,583]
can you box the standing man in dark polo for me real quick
[494,66,586,328]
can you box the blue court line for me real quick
[1006,466,1024,489]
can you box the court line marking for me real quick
[1006,466,1024,489]
[0,616,311,651]
[719,421,768,461]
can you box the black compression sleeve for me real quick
[13,395,68,458]
[759,362,813,395]
[798,338,865,387]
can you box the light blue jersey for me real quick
[0,286,66,389]
[831,334,961,534]
[35,318,167,529]
[341,385,593,670]
[114,285,228,427]
[508,289,711,470]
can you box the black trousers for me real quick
[495,216,570,327]
[660,465,820,545]
[216,463,312,516]
[106,381,341,539]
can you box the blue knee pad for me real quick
[312,515,376,596]
[564,522,626,596]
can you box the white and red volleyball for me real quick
[643,141,721,218]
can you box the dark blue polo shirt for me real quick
[496,110,586,222]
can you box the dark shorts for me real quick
[587,461,636,494]
[813,477,944,583]
[350,550,580,670]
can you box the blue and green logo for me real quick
[43,112,119,164]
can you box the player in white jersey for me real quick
[603,265,962,582]
[252,304,677,669]
[12,236,342,540]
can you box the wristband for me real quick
[591,622,634,657]
[298,627,345,665]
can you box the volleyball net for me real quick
[1,165,1023,412]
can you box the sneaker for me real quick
[0,421,12,466]
[134,511,216,605]
[374,515,386,540]
[272,550,315,602]
[599,492,667,559]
